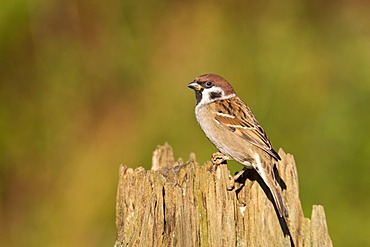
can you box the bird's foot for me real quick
[211,152,229,165]
[227,169,246,190]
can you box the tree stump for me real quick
[115,143,332,247]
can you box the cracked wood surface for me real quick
[115,143,332,247]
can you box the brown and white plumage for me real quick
[188,73,288,218]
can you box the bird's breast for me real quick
[195,104,255,166]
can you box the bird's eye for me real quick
[205,81,213,88]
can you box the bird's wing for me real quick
[213,97,281,161]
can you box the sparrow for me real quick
[188,73,288,218]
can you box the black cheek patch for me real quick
[210,91,222,99]
[195,90,203,105]
[229,126,236,132]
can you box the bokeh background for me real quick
[1,0,369,246]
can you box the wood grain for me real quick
[115,143,332,247]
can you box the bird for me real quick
[187,73,288,218]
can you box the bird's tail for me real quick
[268,177,288,218]
[253,157,288,218]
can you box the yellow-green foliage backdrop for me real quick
[1,0,369,246]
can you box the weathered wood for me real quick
[115,143,332,247]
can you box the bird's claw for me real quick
[227,179,235,190]
[211,152,229,165]
[227,169,246,190]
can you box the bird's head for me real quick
[187,74,236,106]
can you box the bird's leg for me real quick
[211,152,230,165]
[227,168,247,190]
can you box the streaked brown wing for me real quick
[213,97,281,161]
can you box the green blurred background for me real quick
[1,0,369,246]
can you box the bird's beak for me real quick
[188,81,202,91]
